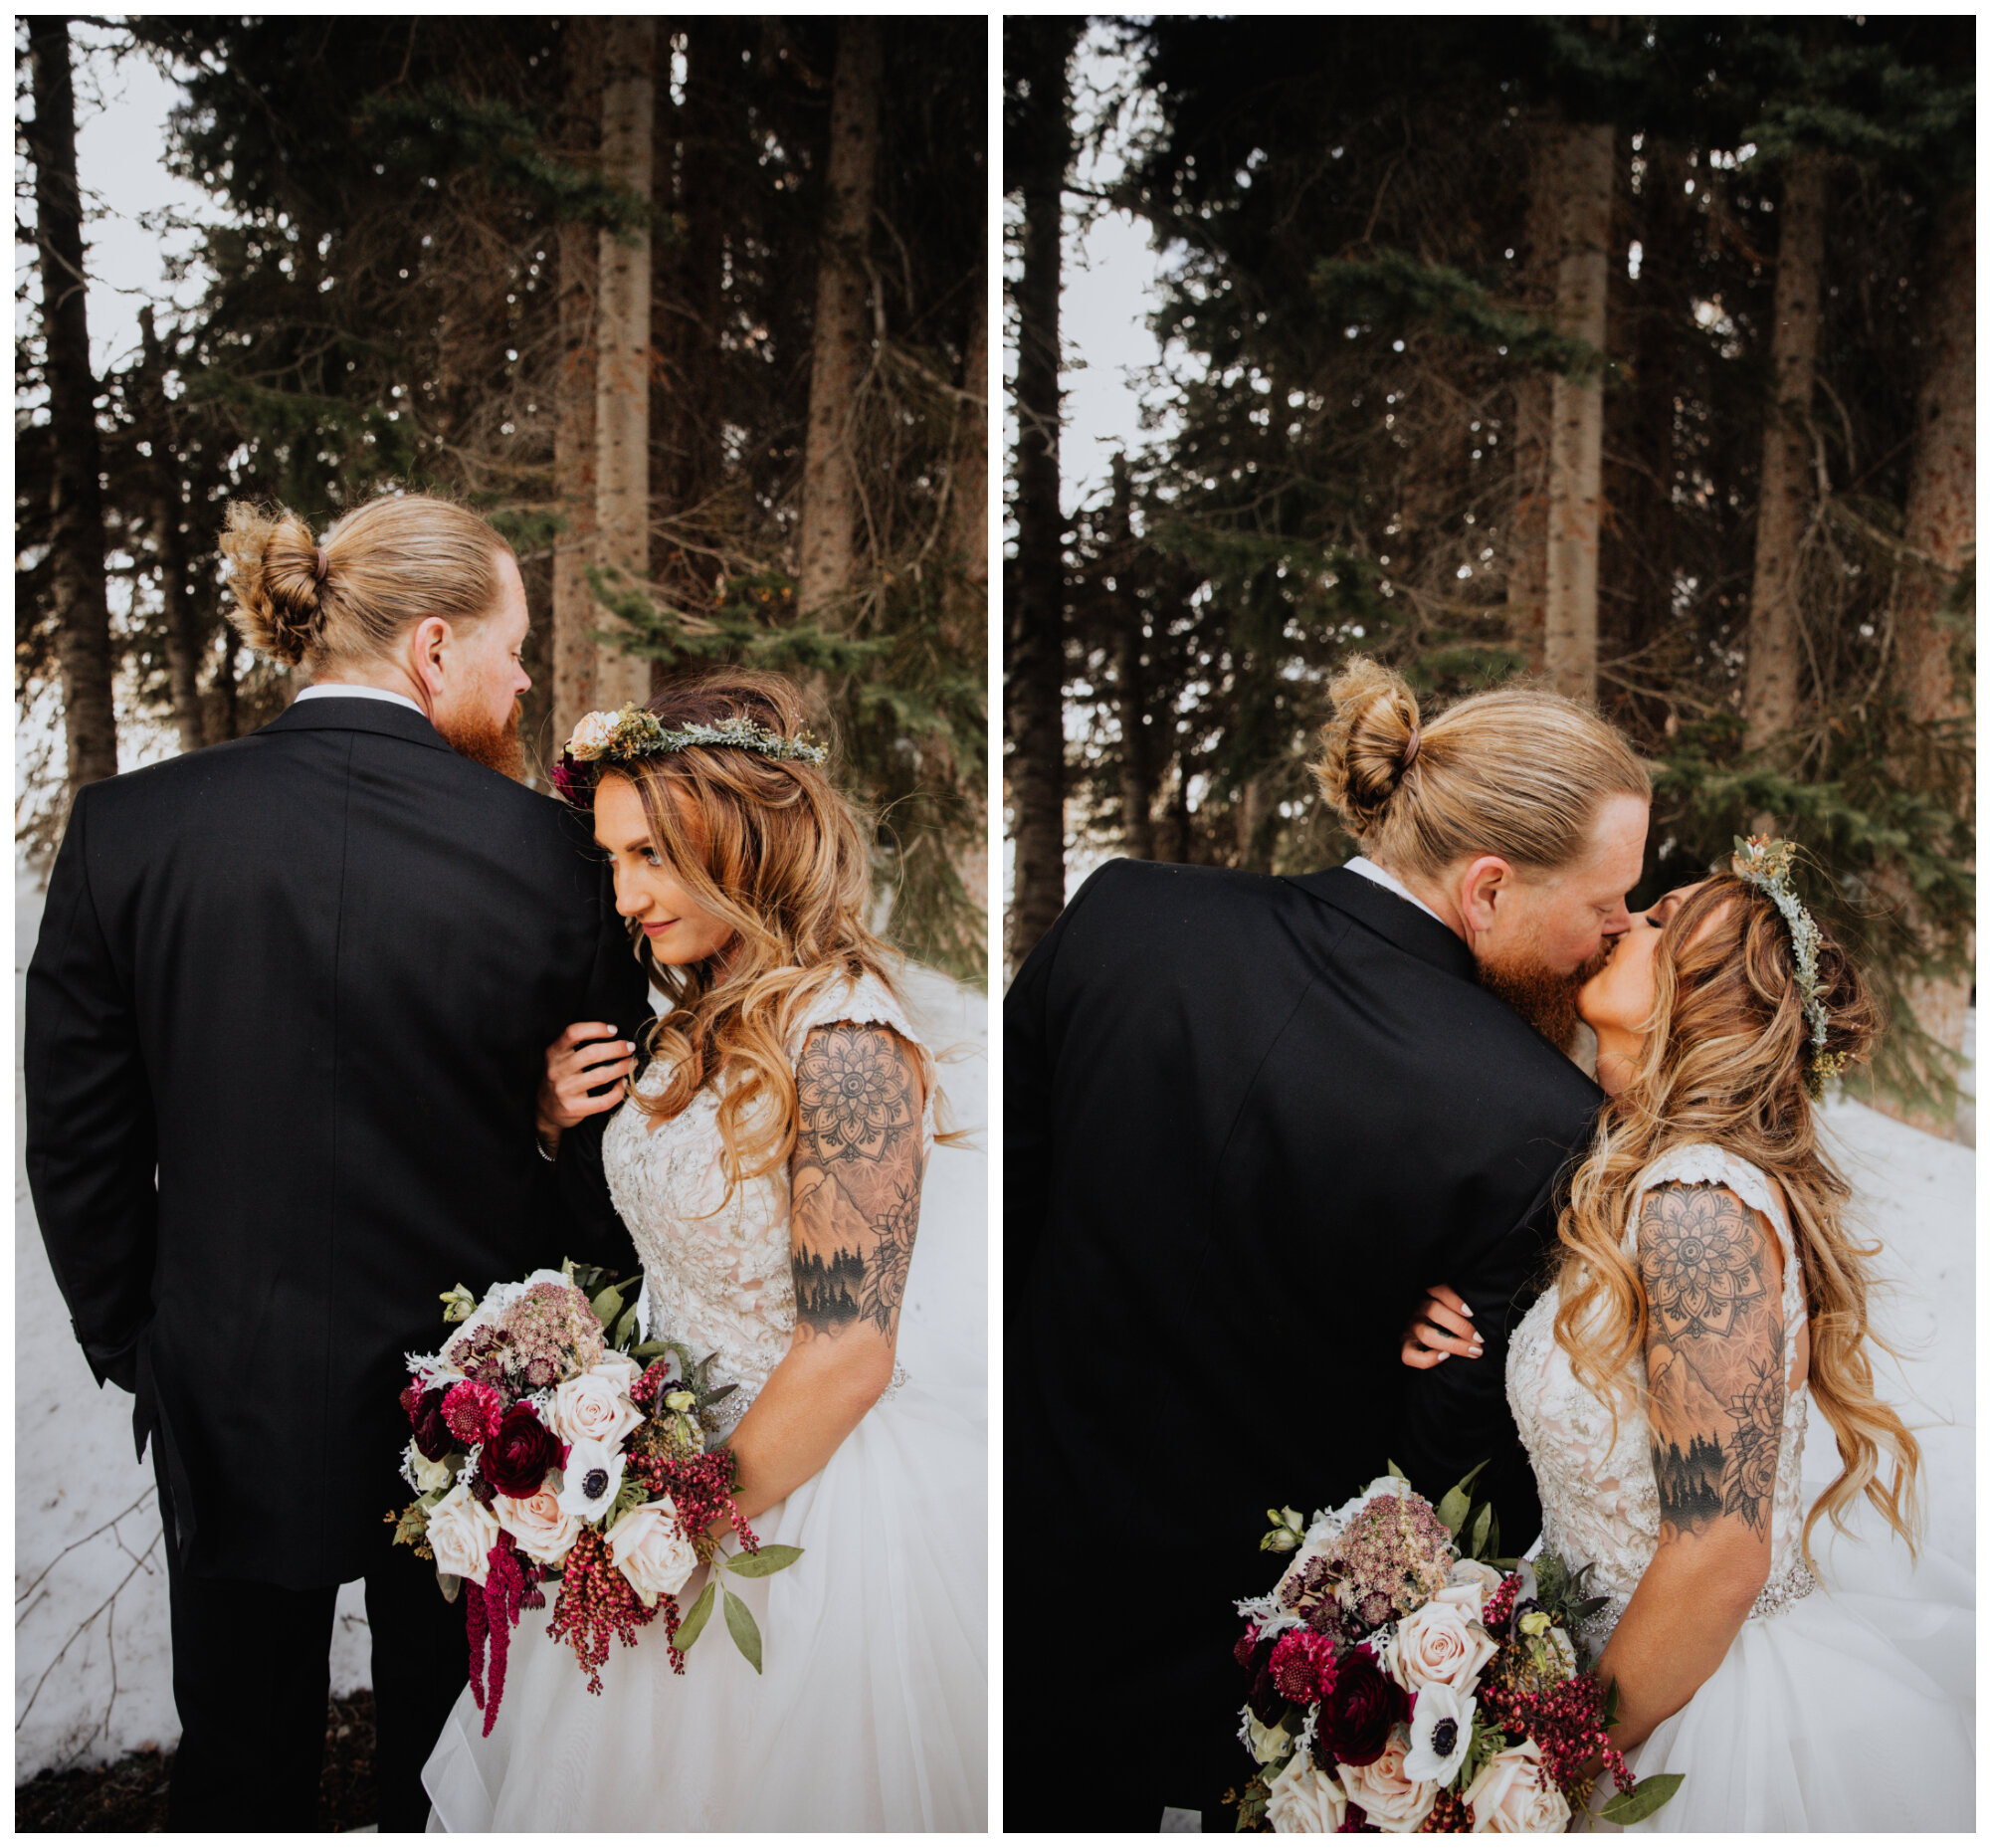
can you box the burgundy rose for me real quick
[404,1385,453,1463]
[1234,1621,1264,1673]
[481,1404,561,1498]
[1314,1644,1408,1767]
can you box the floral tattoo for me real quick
[791,1023,924,1344]
[1641,1184,1786,1541]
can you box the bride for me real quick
[421,671,986,1830]
[1485,839,1970,1830]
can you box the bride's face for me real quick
[1576,880,1710,1044]
[594,774,737,967]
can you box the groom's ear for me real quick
[1456,853,1516,939]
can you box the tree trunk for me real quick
[1543,120,1611,704]
[1505,123,1561,675]
[1878,184,1975,1138]
[1104,455,1154,859]
[797,18,882,631]
[1005,20,1079,967]
[137,306,204,755]
[1741,147,1827,752]
[29,16,117,794]
[592,14,656,715]
[553,18,603,741]
[940,269,989,923]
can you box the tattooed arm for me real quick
[716,1021,925,1529]
[1591,1183,1784,1750]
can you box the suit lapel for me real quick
[1285,865,1477,982]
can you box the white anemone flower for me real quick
[554,1437,626,1523]
[1403,1683,1476,1786]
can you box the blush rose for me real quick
[605,1498,699,1606]
[1337,1726,1438,1833]
[1463,1737,1573,1833]
[425,1482,501,1586]
[1382,1600,1498,1697]
[494,1488,584,1566]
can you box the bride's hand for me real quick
[537,1021,638,1140]
[1400,1284,1482,1369]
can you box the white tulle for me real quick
[1510,1141,1972,1831]
[422,972,987,1831]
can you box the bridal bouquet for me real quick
[388,1263,800,1735]
[1229,1466,1680,1832]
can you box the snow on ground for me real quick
[14,879,988,1776]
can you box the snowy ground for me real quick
[14,879,988,1777]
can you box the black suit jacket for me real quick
[1004,860,1600,1826]
[25,697,651,1587]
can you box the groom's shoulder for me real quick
[1069,857,1302,926]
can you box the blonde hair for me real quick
[573,670,950,1193]
[220,494,514,670]
[1310,658,1650,878]
[1553,874,1919,1566]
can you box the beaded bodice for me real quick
[1507,1143,1815,1648]
[602,972,933,1437]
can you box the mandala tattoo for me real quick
[1640,1186,1768,1339]
[1641,1184,1786,1542]
[791,1024,924,1345]
[795,1026,916,1162]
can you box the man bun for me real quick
[1312,657,1424,840]
[220,503,329,667]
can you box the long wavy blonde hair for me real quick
[566,670,945,1195]
[1553,873,1920,1565]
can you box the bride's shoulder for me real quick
[786,964,925,1056]
[1629,1141,1795,1268]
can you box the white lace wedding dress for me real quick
[1508,1142,1972,1830]
[422,972,987,1830]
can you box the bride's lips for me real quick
[642,920,678,937]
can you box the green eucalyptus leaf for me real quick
[722,1585,764,1673]
[610,1303,641,1349]
[1435,1461,1490,1535]
[437,1571,462,1605]
[722,1543,804,1577]
[1467,1502,1492,1557]
[674,1579,716,1653]
[1600,1773,1684,1825]
[588,1285,625,1331]
[1601,1678,1622,1730]
[1385,1458,1409,1481]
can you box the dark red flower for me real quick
[481,1404,561,1498]
[405,1385,453,1463]
[1315,1644,1407,1767]
[1270,1627,1339,1706]
[1234,1621,1263,1672]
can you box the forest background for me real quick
[1004,16,1974,1132]
[19,13,989,983]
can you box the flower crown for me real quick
[1728,835,1844,1099]
[559,705,827,772]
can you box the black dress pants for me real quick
[160,1473,466,1832]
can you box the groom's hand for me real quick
[538,1021,639,1140]
[1400,1284,1482,1369]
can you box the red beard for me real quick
[1477,941,1612,1054]
[437,702,524,781]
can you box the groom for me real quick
[1004,665,1650,1831]
[24,496,648,1831]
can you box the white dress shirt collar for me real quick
[1342,855,1447,927]
[294,684,425,718]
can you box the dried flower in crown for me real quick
[558,704,826,773]
[1728,835,1846,1099]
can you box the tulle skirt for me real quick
[1603,1511,1973,1832]
[421,1376,986,1832]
